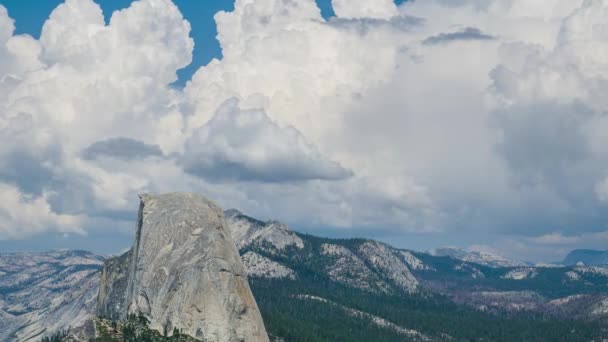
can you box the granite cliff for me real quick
[97,193,268,341]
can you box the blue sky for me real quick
[0,0,606,262]
[1,0,410,86]
[2,0,340,86]
[3,0,234,86]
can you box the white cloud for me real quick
[484,0,608,239]
[186,0,411,144]
[0,183,83,239]
[181,98,353,182]
[0,0,193,238]
[331,0,398,19]
[40,0,193,83]
[1,0,608,260]
[527,232,582,246]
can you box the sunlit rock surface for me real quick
[0,250,102,341]
[98,193,268,341]
[225,209,304,252]
[241,251,295,280]
[432,247,526,268]
[358,241,419,293]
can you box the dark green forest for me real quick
[251,276,607,341]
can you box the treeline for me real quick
[96,313,195,342]
[41,314,196,342]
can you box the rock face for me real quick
[358,241,419,293]
[98,193,268,341]
[0,250,102,341]
[501,268,538,280]
[432,247,526,268]
[97,250,131,321]
[225,209,304,252]
[399,251,434,271]
[241,252,295,280]
[320,243,390,293]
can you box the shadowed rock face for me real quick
[97,250,131,321]
[98,192,268,341]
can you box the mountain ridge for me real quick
[2,200,608,340]
[223,209,608,340]
[431,247,527,268]
[563,249,608,266]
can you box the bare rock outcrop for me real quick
[97,192,268,341]
[97,250,131,322]
[0,251,102,341]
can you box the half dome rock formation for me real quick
[97,192,269,341]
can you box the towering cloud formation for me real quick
[181,99,353,182]
[1,0,608,261]
[331,0,398,19]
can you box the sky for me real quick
[0,0,607,262]
[0,0,340,86]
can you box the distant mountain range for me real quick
[224,209,608,341]
[1,198,608,341]
[430,247,527,268]
[563,249,608,266]
[0,250,102,341]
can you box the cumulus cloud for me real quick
[0,112,62,195]
[185,0,410,143]
[39,0,193,82]
[331,0,398,19]
[484,0,608,237]
[181,99,353,182]
[0,183,83,239]
[2,0,608,260]
[0,0,192,238]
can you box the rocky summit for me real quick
[97,193,268,341]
